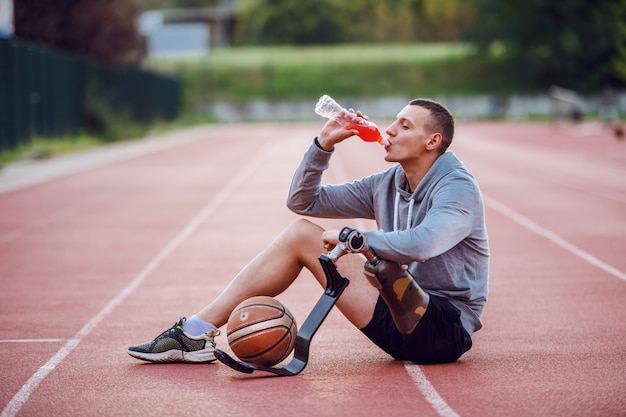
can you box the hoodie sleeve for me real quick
[363,172,480,263]
[286,140,377,219]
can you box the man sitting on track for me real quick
[128,99,490,365]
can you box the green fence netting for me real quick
[0,38,180,153]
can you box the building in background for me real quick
[139,3,237,57]
[139,10,210,57]
[0,0,13,38]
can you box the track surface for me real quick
[1,121,624,417]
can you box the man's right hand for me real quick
[317,109,367,151]
[322,229,340,252]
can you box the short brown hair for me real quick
[409,99,454,155]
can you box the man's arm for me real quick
[286,139,377,219]
[364,175,479,263]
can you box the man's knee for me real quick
[283,219,323,241]
[288,218,320,231]
[274,219,325,258]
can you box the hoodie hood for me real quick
[393,151,463,230]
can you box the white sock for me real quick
[183,315,217,336]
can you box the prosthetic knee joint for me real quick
[328,227,430,335]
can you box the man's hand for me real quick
[317,109,369,151]
[322,229,340,252]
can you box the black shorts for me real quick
[360,294,473,364]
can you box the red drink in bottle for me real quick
[347,123,383,143]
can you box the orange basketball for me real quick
[226,296,298,366]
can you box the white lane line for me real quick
[404,365,461,417]
[0,143,275,417]
[485,195,626,283]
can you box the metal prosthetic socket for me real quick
[329,227,430,335]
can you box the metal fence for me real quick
[0,38,180,153]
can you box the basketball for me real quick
[226,296,298,366]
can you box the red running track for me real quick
[0,121,624,417]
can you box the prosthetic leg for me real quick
[214,226,427,376]
[330,227,430,335]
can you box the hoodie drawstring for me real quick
[393,191,414,231]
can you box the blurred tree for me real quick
[234,0,474,44]
[139,0,222,9]
[14,0,144,65]
[340,0,418,43]
[610,0,626,83]
[414,0,475,41]
[235,0,344,45]
[467,0,625,92]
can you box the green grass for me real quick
[147,43,517,107]
[150,43,473,69]
[0,135,101,166]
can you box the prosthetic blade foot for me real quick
[215,255,349,376]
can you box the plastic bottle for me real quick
[315,95,387,145]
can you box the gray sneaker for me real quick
[127,317,220,363]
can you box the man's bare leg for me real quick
[196,219,380,329]
[129,219,382,363]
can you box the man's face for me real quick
[383,105,434,164]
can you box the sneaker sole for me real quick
[127,348,216,363]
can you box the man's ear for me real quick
[425,133,442,151]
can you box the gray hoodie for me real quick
[287,140,489,334]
